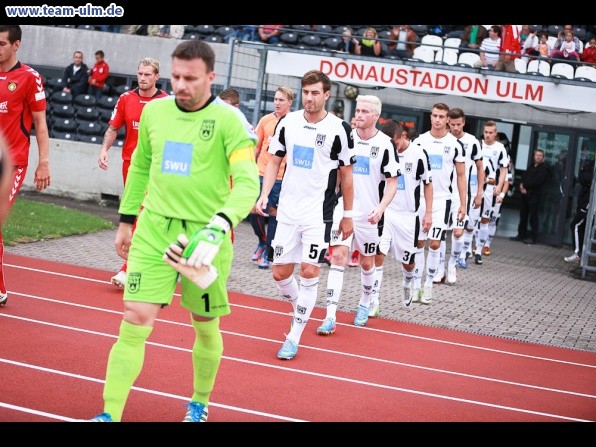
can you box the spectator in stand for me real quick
[335,28,358,54]
[250,86,294,269]
[386,25,417,59]
[61,50,89,98]
[98,25,121,33]
[157,25,185,39]
[258,25,282,44]
[526,32,553,61]
[552,26,582,61]
[88,49,109,100]
[552,31,581,62]
[224,26,257,43]
[459,25,488,52]
[519,25,532,48]
[474,25,502,69]
[495,24,521,72]
[355,27,382,57]
[581,37,596,64]
[128,25,161,36]
[564,155,595,263]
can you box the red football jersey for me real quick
[109,87,169,161]
[0,62,46,166]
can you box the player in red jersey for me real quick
[98,57,169,289]
[0,25,51,306]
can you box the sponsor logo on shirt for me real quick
[0,101,7,113]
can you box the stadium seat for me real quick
[97,95,117,110]
[547,25,563,37]
[409,25,428,37]
[77,121,104,136]
[50,91,72,104]
[299,34,321,48]
[75,105,100,123]
[183,33,199,40]
[44,77,64,94]
[73,94,96,107]
[51,130,76,140]
[50,103,75,119]
[514,57,528,74]
[435,48,458,65]
[457,52,481,68]
[98,108,113,123]
[322,36,340,50]
[215,26,233,38]
[204,35,223,44]
[291,25,312,36]
[443,37,461,53]
[51,117,77,133]
[76,133,102,144]
[410,46,435,63]
[280,32,299,45]
[550,62,575,80]
[526,59,551,76]
[312,25,332,35]
[194,25,214,36]
[114,85,130,95]
[574,65,596,82]
[420,34,443,54]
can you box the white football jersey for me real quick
[268,110,354,225]
[351,129,400,226]
[387,141,431,214]
[413,131,465,200]
[479,140,508,184]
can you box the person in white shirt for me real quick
[411,103,466,304]
[255,70,354,360]
[317,95,399,333]
[474,25,502,68]
[473,120,509,265]
[368,120,432,313]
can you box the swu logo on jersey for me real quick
[397,175,406,190]
[200,120,214,141]
[429,154,443,170]
[354,155,370,175]
[293,145,314,169]
[470,174,478,186]
[162,141,193,176]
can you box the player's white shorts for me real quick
[271,222,330,266]
[481,184,496,220]
[466,202,481,231]
[448,200,466,231]
[418,198,450,242]
[379,208,418,264]
[330,196,379,256]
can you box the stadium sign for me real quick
[266,52,596,113]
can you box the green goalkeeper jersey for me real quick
[119,95,259,227]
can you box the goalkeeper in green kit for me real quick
[90,40,259,422]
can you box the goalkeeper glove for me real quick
[182,215,231,268]
[164,234,218,289]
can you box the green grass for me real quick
[3,199,114,246]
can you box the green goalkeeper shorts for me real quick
[123,208,233,318]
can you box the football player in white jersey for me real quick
[473,120,508,265]
[445,108,485,279]
[482,150,512,255]
[317,95,399,333]
[411,103,466,304]
[255,70,354,360]
[369,120,432,312]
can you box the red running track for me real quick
[1,253,595,425]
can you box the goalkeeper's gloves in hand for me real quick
[164,234,218,289]
[182,215,230,268]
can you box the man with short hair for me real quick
[510,148,549,245]
[412,103,466,304]
[317,95,399,332]
[61,50,89,98]
[0,25,51,307]
[91,39,259,422]
[474,121,509,260]
[255,69,354,360]
[98,57,169,289]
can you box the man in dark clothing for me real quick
[510,148,549,244]
[564,156,595,263]
[61,50,89,98]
